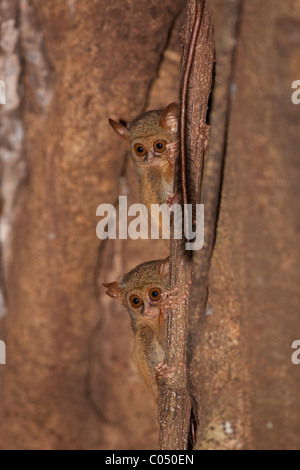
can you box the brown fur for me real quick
[103,259,170,401]
[109,103,179,237]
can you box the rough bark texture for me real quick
[158,0,214,450]
[190,0,300,450]
[0,0,184,450]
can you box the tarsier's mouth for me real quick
[145,152,164,165]
[143,308,160,318]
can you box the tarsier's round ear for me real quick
[158,257,170,277]
[103,282,123,300]
[160,102,179,133]
[108,119,128,140]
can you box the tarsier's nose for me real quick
[144,302,158,318]
[146,150,156,164]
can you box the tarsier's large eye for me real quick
[149,287,162,302]
[153,140,167,153]
[134,143,147,157]
[129,294,143,309]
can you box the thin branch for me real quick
[180,0,204,207]
[158,0,214,450]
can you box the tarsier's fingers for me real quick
[162,287,179,299]
[163,283,191,302]
[160,284,192,316]
[160,288,179,313]
[166,140,179,167]
[155,363,177,385]
[199,122,210,150]
[155,362,186,372]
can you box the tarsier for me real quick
[109,102,179,211]
[109,103,208,239]
[103,258,188,402]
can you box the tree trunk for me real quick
[190,0,300,450]
[0,0,184,450]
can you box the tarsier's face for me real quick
[103,259,169,320]
[126,285,164,319]
[109,103,178,169]
[129,125,173,169]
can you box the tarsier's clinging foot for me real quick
[155,363,176,385]
[166,192,178,207]
[155,360,187,386]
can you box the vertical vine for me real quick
[158,0,214,450]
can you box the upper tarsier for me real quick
[109,102,179,211]
[105,103,187,402]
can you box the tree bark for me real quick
[190,0,300,450]
[0,0,184,450]
[158,0,214,450]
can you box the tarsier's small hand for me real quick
[166,140,179,168]
[199,122,210,150]
[160,282,191,317]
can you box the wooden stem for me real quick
[158,0,214,450]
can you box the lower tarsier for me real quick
[104,104,189,402]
